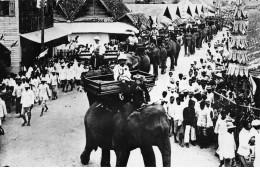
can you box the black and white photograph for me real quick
[1,0,260,167]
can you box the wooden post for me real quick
[41,0,45,52]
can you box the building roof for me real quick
[126,4,168,18]
[56,0,129,22]
[121,13,151,29]
[58,0,87,21]
[100,0,130,20]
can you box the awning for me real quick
[54,22,139,34]
[0,43,11,67]
[20,27,69,44]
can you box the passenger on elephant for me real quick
[126,32,138,52]
[90,36,105,70]
[132,74,151,106]
[167,23,175,33]
[150,24,159,45]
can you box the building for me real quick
[53,0,138,47]
[0,0,67,73]
[0,0,20,73]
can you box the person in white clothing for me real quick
[250,120,260,167]
[20,83,34,126]
[39,78,50,117]
[222,122,236,167]
[75,63,84,90]
[127,32,138,52]
[59,64,67,92]
[65,64,74,92]
[113,53,131,81]
[50,71,59,100]
[90,36,106,70]
[237,120,252,167]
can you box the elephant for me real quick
[163,38,181,71]
[146,43,160,79]
[80,100,171,167]
[183,32,193,57]
[125,51,151,73]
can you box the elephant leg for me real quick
[80,145,93,165]
[115,150,130,167]
[101,149,111,167]
[184,44,187,56]
[141,146,156,167]
[153,63,159,80]
[170,54,175,71]
[158,137,171,167]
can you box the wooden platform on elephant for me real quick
[82,70,156,105]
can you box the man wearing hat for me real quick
[113,53,131,81]
[150,24,159,45]
[39,78,50,117]
[127,32,138,52]
[50,71,59,100]
[12,77,24,118]
[90,36,106,70]
[20,83,34,126]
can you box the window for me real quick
[0,0,15,17]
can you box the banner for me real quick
[38,48,48,58]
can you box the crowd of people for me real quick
[0,58,90,131]
[157,27,260,167]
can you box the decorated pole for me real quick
[227,0,249,96]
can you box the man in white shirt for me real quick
[59,64,67,92]
[113,53,131,81]
[20,83,34,126]
[127,32,138,52]
[90,36,106,70]
[50,71,59,100]
[13,78,24,117]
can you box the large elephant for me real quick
[196,28,208,49]
[125,52,151,73]
[146,43,160,79]
[80,101,171,167]
[163,38,181,71]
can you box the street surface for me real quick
[0,30,226,167]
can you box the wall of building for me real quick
[0,0,20,73]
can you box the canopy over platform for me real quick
[20,27,69,44]
[54,22,139,34]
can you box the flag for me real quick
[10,40,18,48]
[0,34,4,41]
[187,6,192,16]
[38,48,48,58]
[36,0,47,9]
[201,6,204,13]
[195,6,198,15]
[36,0,41,8]
[176,7,181,18]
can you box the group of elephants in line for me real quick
[123,20,223,80]
[80,20,223,167]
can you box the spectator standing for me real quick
[183,100,197,148]
[20,83,34,126]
